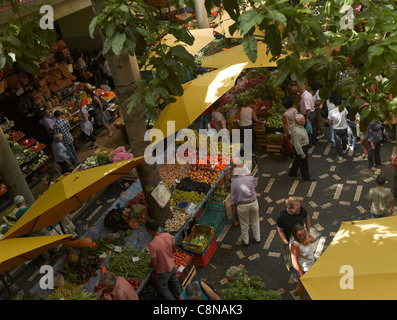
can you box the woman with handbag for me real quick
[88,90,113,137]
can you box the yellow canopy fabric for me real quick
[152,62,247,138]
[301,217,397,300]
[141,28,215,71]
[201,41,286,69]
[1,158,144,240]
[0,235,73,274]
[214,17,265,39]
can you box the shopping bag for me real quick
[305,121,313,134]
[151,183,171,208]
[285,248,293,271]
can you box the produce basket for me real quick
[182,224,215,254]
[192,236,217,267]
[196,203,227,239]
[266,133,284,153]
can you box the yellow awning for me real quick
[1,158,144,240]
[0,235,73,274]
[301,217,397,300]
[152,63,247,138]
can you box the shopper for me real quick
[356,113,368,160]
[277,197,312,258]
[310,81,324,140]
[88,90,113,138]
[14,195,30,221]
[366,175,395,219]
[212,101,227,130]
[289,223,315,300]
[282,96,298,138]
[367,118,384,171]
[230,164,260,247]
[328,96,349,161]
[298,85,317,146]
[53,110,79,166]
[201,105,214,130]
[289,114,315,181]
[180,281,221,300]
[41,109,55,141]
[52,133,73,174]
[146,219,181,300]
[96,271,139,300]
[77,99,98,149]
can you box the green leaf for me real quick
[266,10,287,26]
[119,4,130,13]
[272,65,290,87]
[112,33,126,56]
[102,37,113,54]
[360,105,371,121]
[238,11,264,36]
[89,16,99,39]
[106,22,117,39]
[367,45,384,61]
[242,36,258,63]
[15,57,40,75]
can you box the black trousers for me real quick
[289,144,310,179]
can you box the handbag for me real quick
[283,136,293,154]
[305,121,313,135]
[285,248,293,271]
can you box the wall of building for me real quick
[56,6,102,53]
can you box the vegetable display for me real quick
[108,247,151,280]
[176,177,211,195]
[164,210,191,233]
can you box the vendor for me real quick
[212,101,227,130]
[96,271,139,300]
[237,101,261,153]
[14,195,30,221]
[180,281,221,300]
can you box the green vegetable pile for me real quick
[83,151,109,167]
[220,269,281,300]
[108,247,151,280]
[266,102,287,131]
[190,234,211,246]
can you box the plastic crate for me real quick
[196,203,227,239]
[182,224,215,254]
[193,236,217,267]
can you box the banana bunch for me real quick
[74,289,96,300]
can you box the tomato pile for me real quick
[29,144,46,153]
[19,138,36,147]
[173,250,192,277]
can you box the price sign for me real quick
[178,265,185,273]
[114,246,122,253]
[132,256,140,262]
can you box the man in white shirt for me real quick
[299,85,317,146]
[328,96,349,160]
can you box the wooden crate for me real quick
[266,135,283,153]
[181,266,197,289]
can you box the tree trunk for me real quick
[91,0,172,226]
[194,0,210,28]
[0,129,35,205]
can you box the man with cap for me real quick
[230,158,260,247]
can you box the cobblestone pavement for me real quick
[194,132,396,300]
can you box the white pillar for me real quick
[194,0,210,29]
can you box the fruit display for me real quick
[170,189,206,206]
[8,130,25,142]
[159,163,189,189]
[29,144,46,153]
[30,154,49,170]
[176,177,211,195]
[265,102,286,131]
[164,210,191,233]
[81,97,89,106]
[185,166,221,186]
[94,88,104,96]
[173,250,193,278]
[19,138,36,148]
[101,91,115,102]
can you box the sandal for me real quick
[370,167,377,171]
